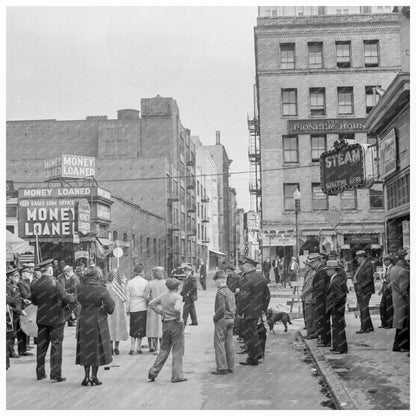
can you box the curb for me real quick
[297,329,357,410]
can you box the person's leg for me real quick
[182,301,190,326]
[171,322,185,381]
[91,365,102,384]
[137,337,142,353]
[36,325,49,379]
[244,319,260,364]
[224,320,235,371]
[49,324,65,379]
[359,293,373,331]
[82,365,90,384]
[379,291,387,327]
[385,288,394,328]
[214,319,227,371]
[149,323,172,378]
[189,301,198,325]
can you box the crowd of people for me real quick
[6,248,408,387]
[300,249,410,354]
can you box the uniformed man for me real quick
[237,257,270,366]
[31,259,76,382]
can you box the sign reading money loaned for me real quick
[320,139,375,194]
[44,154,96,181]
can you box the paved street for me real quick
[7,277,330,410]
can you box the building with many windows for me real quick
[253,6,402,275]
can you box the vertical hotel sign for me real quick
[44,155,96,181]
[380,128,397,179]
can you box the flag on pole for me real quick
[112,270,127,302]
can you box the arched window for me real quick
[123,232,128,242]
[113,231,118,241]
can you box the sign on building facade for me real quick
[43,154,96,181]
[379,128,397,179]
[320,139,375,194]
[288,118,366,135]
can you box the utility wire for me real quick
[12,163,320,184]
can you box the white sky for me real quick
[6,5,258,210]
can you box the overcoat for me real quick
[390,262,409,329]
[181,274,198,302]
[354,259,375,296]
[106,282,128,341]
[145,278,168,338]
[238,270,270,319]
[326,273,348,314]
[31,275,75,326]
[76,279,115,366]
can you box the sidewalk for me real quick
[299,312,410,410]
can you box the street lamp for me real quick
[293,187,301,262]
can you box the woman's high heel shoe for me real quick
[81,377,90,386]
[90,376,102,385]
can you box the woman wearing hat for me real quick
[76,266,115,385]
[325,260,348,354]
[126,264,149,354]
[145,267,168,354]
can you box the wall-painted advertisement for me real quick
[43,154,96,181]
[380,128,397,179]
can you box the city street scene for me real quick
[6,4,411,413]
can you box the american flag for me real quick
[112,270,127,302]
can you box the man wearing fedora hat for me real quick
[237,257,270,366]
[180,265,198,326]
[352,250,375,334]
[324,260,348,354]
[301,253,321,339]
[379,254,394,329]
[31,259,76,382]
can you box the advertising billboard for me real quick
[43,154,96,181]
[320,140,374,194]
[380,128,397,179]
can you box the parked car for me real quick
[170,263,193,281]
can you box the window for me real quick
[311,135,326,161]
[282,89,297,116]
[387,174,409,210]
[140,236,143,256]
[312,184,328,210]
[338,87,354,114]
[318,6,325,15]
[283,136,298,163]
[113,231,118,241]
[146,237,150,256]
[361,6,371,13]
[308,42,323,68]
[364,40,379,67]
[154,238,157,255]
[283,183,300,211]
[365,86,381,114]
[280,44,295,69]
[310,88,326,115]
[336,41,351,68]
[369,188,384,209]
[340,190,357,210]
[123,232,128,242]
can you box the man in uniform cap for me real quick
[31,259,76,381]
[352,250,375,334]
[237,257,270,365]
[148,278,187,383]
[16,266,33,356]
[180,265,198,326]
[324,260,348,354]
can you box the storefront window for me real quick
[340,190,356,209]
[369,188,383,209]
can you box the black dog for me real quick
[266,309,292,333]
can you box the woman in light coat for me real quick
[126,263,149,354]
[145,267,168,354]
[106,269,128,355]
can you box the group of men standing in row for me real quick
[301,249,410,354]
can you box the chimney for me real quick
[216,131,221,145]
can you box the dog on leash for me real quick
[266,308,292,333]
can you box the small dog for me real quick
[266,309,292,333]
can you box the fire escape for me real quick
[247,85,261,213]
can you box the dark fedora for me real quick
[323,260,344,271]
[6,266,19,276]
[35,259,54,271]
[243,257,258,266]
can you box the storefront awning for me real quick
[209,249,227,256]
[96,237,114,247]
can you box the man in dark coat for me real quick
[180,265,198,326]
[226,265,240,295]
[313,254,331,347]
[199,262,207,291]
[353,250,375,333]
[262,258,272,283]
[325,260,348,354]
[237,257,271,365]
[390,252,409,352]
[379,254,394,328]
[272,256,281,284]
[62,265,80,326]
[31,259,76,382]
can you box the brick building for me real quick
[7,96,235,275]
[365,7,410,255]
[253,6,402,275]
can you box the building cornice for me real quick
[257,67,400,78]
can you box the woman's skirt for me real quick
[129,311,147,338]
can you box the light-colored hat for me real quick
[324,260,344,270]
[63,265,73,273]
[183,264,193,272]
[355,250,367,258]
[304,253,321,264]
